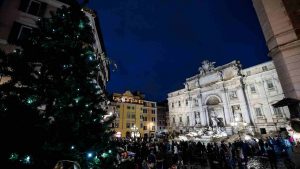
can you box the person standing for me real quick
[266,143,278,169]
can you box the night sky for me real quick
[88,0,270,101]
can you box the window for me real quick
[260,128,267,134]
[143,117,147,121]
[19,25,33,40]
[273,107,283,117]
[132,123,135,127]
[229,91,238,99]
[132,106,135,110]
[131,113,136,119]
[194,99,198,106]
[186,99,188,106]
[152,117,155,122]
[140,123,143,128]
[171,103,174,108]
[178,101,181,107]
[116,105,120,108]
[151,103,155,107]
[187,116,189,125]
[250,84,256,93]
[140,115,143,119]
[194,111,197,119]
[262,66,268,71]
[127,106,131,109]
[152,110,156,114]
[143,109,147,113]
[280,128,287,132]
[267,80,274,90]
[126,123,130,128]
[127,112,131,119]
[143,126,147,130]
[152,126,155,131]
[179,117,182,123]
[27,0,41,16]
[173,117,175,123]
[255,107,263,117]
[246,71,251,76]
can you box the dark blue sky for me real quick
[88,0,269,101]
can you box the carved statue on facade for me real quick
[199,60,216,76]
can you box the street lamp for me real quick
[130,125,139,140]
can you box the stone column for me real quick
[198,94,207,126]
[237,86,251,123]
[221,91,231,125]
[203,106,210,126]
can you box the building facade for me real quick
[252,0,300,122]
[157,101,169,133]
[0,0,109,86]
[168,60,290,135]
[111,91,157,138]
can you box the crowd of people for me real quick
[114,134,299,169]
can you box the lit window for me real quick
[152,126,155,131]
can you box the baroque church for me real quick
[167,60,290,136]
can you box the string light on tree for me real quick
[87,152,93,158]
[9,153,19,161]
[0,1,116,168]
[23,155,31,164]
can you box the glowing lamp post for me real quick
[131,125,139,140]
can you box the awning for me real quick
[272,98,300,108]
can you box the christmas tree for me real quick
[0,1,116,168]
